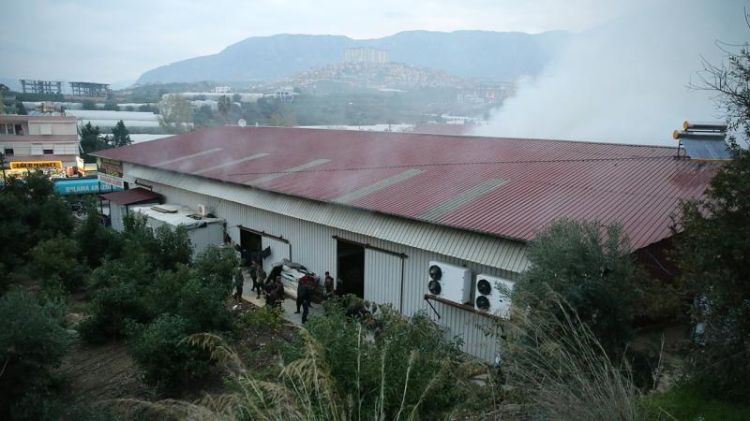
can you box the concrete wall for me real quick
[28,120,77,136]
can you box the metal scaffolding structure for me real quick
[20,79,63,95]
[69,81,111,98]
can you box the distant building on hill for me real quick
[343,47,389,64]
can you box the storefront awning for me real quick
[99,187,162,206]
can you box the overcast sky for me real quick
[0,0,641,84]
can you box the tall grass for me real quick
[503,293,643,421]
[112,323,475,420]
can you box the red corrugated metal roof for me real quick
[95,126,720,249]
[99,187,162,205]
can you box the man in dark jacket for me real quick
[265,276,284,308]
[248,260,258,294]
[324,271,334,299]
[233,267,244,304]
[296,274,315,323]
[255,266,267,299]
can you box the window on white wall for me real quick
[1,124,14,135]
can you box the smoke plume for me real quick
[475,0,749,145]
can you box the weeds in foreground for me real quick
[503,293,642,421]
[111,312,493,420]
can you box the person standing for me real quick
[324,271,334,299]
[233,266,244,304]
[295,275,305,314]
[266,276,285,308]
[298,275,314,323]
[249,260,259,295]
[256,266,267,299]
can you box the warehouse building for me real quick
[94,126,718,361]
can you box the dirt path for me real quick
[58,340,151,404]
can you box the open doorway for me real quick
[337,240,365,298]
[240,228,262,267]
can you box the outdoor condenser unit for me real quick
[474,274,514,319]
[427,261,472,304]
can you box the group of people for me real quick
[233,260,337,324]
[233,260,282,306]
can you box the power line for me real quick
[226,155,676,177]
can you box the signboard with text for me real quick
[98,158,123,178]
[10,160,63,170]
[98,172,124,189]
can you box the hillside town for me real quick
[1,1,749,420]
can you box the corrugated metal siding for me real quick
[364,249,403,310]
[125,164,529,274]
[261,237,290,274]
[136,173,514,362]
[111,204,124,232]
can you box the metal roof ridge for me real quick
[142,125,680,152]
[129,161,531,245]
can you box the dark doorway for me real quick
[337,240,365,298]
[240,228,262,267]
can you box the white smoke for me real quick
[475,0,750,145]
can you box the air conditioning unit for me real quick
[427,261,472,304]
[474,274,514,319]
[197,204,210,216]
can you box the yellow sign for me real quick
[10,161,63,170]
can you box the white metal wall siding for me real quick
[261,236,290,274]
[143,179,515,362]
[124,165,529,274]
[364,249,403,310]
[110,204,125,232]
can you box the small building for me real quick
[0,114,79,175]
[94,126,719,362]
[99,187,163,231]
[131,204,225,258]
[343,47,389,64]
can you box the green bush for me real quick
[0,289,72,420]
[79,282,153,343]
[514,219,644,357]
[676,144,750,399]
[30,235,87,291]
[235,305,285,336]
[86,257,151,293]
[150,225,192,270]
[0,172,73,284]
[304,299,471,419]
[174,276,231,332]
[75,203,123,266]
[121,213,192,272]
[641,382,750,421]
[193,245,238,290]
[129,314,213,391]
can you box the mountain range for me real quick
[136,30,570,85]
